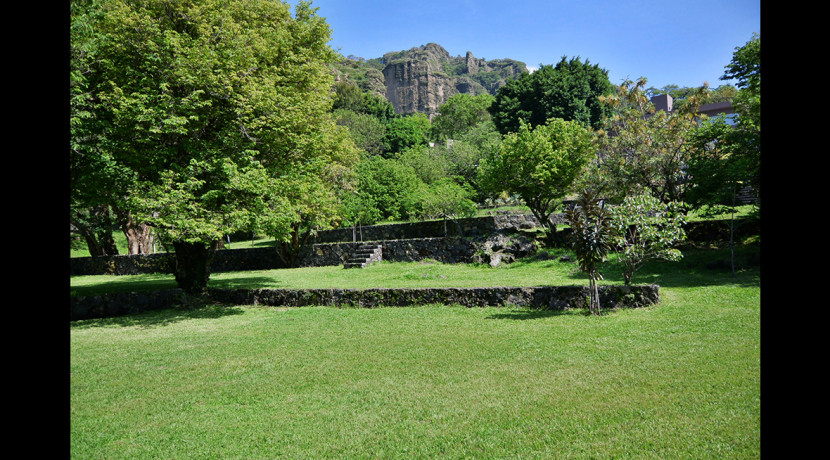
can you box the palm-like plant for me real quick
[564,189,616,315]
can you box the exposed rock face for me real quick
[383,44,457,117]
[338,43,528,117]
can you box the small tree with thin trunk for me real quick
[608,193,686,285]
[564,190,616,315]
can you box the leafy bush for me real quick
[608,194,687,285]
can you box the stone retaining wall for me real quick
[312,213,550,243]
[69,215,758,276]
[70,289,186,321]
[69,237,479,276]
[70,285,659,321]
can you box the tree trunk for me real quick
[114,207,154,255]
[588,274,601,315]
[276,223,311,268]
[172,240,218,295]
[729,184,736,278]
[72,205,119,256]
[123,218,154,255]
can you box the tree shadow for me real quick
[70,302,247,330]
[207,275,284,290]
[486,308,598,320]
[553,245,760,290]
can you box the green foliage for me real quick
[489,56,615,134]
[608,194,687,285]
[338,190,382,228]
[722,33,760,95]
[332,81,396,122]
[564,190,616,315]
[479,118,593,232]
[591,78,703,203]
[333,108,389,157]
[687,117,754,213]
[714,33,761,206]
[415,178,477,232]
[71,0,358,291]
[397,144,450,185]
[356,156,425,221]
[384,113,431,155]
[430,93,495,142]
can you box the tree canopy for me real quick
[71,0,358,293]
[430,93,495,142]
[479,118,594,234]
[488,56,615,134]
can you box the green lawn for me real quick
[70,243,760,458]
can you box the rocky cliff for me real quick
[333,43,528,117]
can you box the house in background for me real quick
[651,94,756,204]
[651,93,738,125]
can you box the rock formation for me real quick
[334,43,528,117]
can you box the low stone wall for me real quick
[209,285,659,310]
[70,285,659,321]
[70,289,185,321]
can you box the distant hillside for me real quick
[332,43,528,117]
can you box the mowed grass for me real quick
[71,247,587,297]
[70,243,760,458]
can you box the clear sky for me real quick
[288,0,760,91]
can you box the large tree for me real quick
[489,56,615,135]
[478,118,594,236]
[71,0,358,294]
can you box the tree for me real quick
[415,178,477,237]
[71,0,152,256]
[333,108,389,157]
[608,193,686,285]
[397,144,450,186]
[686,117,754,278]
[384,113,431,155]
[564,190,615,315]
[72,0,357,294]
[356,156,425,221]
[430,93,495,142]
[478,118,594,237]
[591,78,706,204]
[339,190,382,242]
[489,56,615,134]
[685,33,760,278]
[332,81,396,123]
[720,33,761,203]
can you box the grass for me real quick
[70,240,760,458]
[70,243,760,297]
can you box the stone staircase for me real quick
[344,243,383,269]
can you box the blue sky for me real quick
[288,0,760,91]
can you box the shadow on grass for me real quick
[71,274,282,297]
[70,302,246,330]
[207,275,284,290]
[532,245,760,290]
[486,308,593,320]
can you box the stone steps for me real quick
[344,243,383,269]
